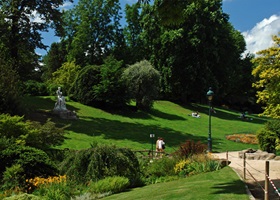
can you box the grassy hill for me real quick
[103,167,250,200]
[22,96,267,153]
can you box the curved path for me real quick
[212,151,280,200]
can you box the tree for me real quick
[0,0,72,80]
[141,0,247,104]
[0,56,21,115]
[122,60,160,110]
[63,0,122,67]
[93,56,129,107]
[51,61,81,95]
[252,35,280,118]
[42,41,68,82]
[123,3,145,64]
[69,65,101,105]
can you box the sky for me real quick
[37,0,280,56]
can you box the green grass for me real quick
[22,96,267,152]
[103,167,250,200]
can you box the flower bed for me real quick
[226,134,258,144]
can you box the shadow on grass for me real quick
[57,115,206,148]
[246,179,280,200]
[99,105,186,120]
[211,179,249,195]
[180,103,268,125]
[22,96,80,122]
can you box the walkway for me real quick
[212,151,280,200]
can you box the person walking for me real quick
[157,137,165,158]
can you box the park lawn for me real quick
[23,96,267,152]
[103,167,250,200]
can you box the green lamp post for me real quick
[206,87,214,152]
[150,134,155,159]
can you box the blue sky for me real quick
[38,0,280,56]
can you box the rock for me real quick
[53,110,78,120]
[239,149,276,160]
[274,156,280,161]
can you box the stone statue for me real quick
[53,87,78,119]
[54,87,67,111]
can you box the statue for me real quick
[54,87,67,111]
[53,87,78,119]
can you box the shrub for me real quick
[23,80,48,96]
[31,176,71,200]
[257,119,280,153]
[0,144,58,191]
[26,119,66,151]
[59,145,141,187]
[141,157,178,184]
[88,176,129,194]
[174,154,221,177]
[1,164,24,191]
[0,114,66,151]
[175,140,207,158]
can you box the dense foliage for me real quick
[0,144,58,190]
[0,114,66,150]
[69,65,101,105]
[59,145,141,187]
[257,119,280,153]
[122,60,160,110]
[0,58,22,115]
[252,35,280,118]
[0,0,73,80]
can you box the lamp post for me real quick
[150,134,155,159]
[206,87,214,153]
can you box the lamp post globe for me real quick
[206,87,214,152]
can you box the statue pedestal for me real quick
[53,109,78,120]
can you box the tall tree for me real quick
[252,35,280,118]
[0,0,72,80]
[123,3,145,64]
[64,0,122,67]
[141,0,246,103]
[42,41,68,81]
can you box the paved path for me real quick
[212,151,280,200]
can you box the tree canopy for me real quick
[252,35,280,118]
[0,0,72,80]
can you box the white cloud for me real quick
[60,2,74,10]
[242,15,280,55]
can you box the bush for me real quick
[59,145,141,187]
[88,176,129,194]
[32,177,71,200]
[0,114,66,151]
[175,140,207,158]
[174,154,221,177]
[23,80,48,96]
[257,119,280,153]
[0,144,58,191]
[141,157,178,184]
